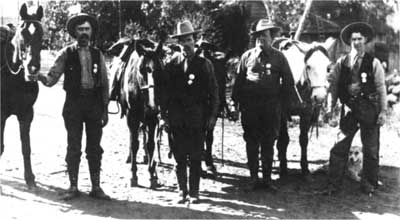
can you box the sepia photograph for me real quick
[1,0,399,219]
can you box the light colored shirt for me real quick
[328,52,387,112]
[43,42,109,106]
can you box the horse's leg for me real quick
[277,116,289,177]
[204,127,217,178]
[147,117,159,189]
[0,113,10,156]
[127,111,140,187]
[17,108,36,189]
[299,113,313,178]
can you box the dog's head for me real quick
[348,145,363,165]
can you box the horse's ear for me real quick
[20,3,28,19]
[36,6,44,20]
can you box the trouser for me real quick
[62,91,104,186]
[240,100,281,181]
[170,126,204,197]
[328,112,380,189]
[204,127,215,168]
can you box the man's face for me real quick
[350,32,366,52]
[177,34,195,57]
[255,30,272,48]
[75,21,92,47]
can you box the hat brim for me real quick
[170,30,201,39]
[67,14,98,39]
[250,26,281,35]
[340,22,374,45]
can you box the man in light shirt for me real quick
[37,13,110,200]
[324,22,387,196]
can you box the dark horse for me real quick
[195,40,231,178]
[272,37,336,178]
[0,4,43,189]
[108,38,165,188]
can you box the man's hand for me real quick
[377,110,387,126]
[101,110,109,127]
[206,116,217,131]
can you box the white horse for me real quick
[272,37,337,179]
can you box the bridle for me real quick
[2,20,42,76]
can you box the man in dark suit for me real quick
[161,20,219,204]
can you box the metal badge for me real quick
[189,74,195,80]
[361,72,367,83]
[188,80,193,85]
[93,64,98,75]
[265,63,271,75]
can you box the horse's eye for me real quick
[306,65,311,70]
[355,152,359,156]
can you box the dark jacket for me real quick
[232,46,294,108]
[163,53,219,129]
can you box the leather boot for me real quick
[62,167,80,201]
[89,171,111,200]
[176,164,188,204]
[189,160,201,203]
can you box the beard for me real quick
[77,33,90,47]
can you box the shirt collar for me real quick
[255,46,271,58]
[350,50,364,61]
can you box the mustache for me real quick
[78,33,90,41]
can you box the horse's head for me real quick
[134,39,165,110]
[11,3,43,75]
[274,37,335,105]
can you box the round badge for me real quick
[188,80,193,85]
[361,72,367,83]
[93,64,98,74]
[266,63,271,69]
[189,74,195,80]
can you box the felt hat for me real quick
[170,20,201,38]
[250,18,281,35]
[340,22,374,45]
[66,13,98,39]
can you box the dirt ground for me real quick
[1,50,400,219]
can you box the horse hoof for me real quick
[27,182,37,190]
[130,178,138,187]
[126,156,131,164]
[150,179,161,189]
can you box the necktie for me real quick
[352,55,361,73]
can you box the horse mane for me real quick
[10,27,23,64]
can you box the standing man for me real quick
[162,20,219,204]
[324,22,387,195]
[231,19,295,191]
[37,13,110,200]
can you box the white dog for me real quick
[345,145,363,182]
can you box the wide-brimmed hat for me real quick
[250,18,281,35]
[340,22,374,45]
[66,13,98,39]
[170,20,201,38]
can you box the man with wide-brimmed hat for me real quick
[323,22,387,196]
[161,20,219,204]
[37,13,110,200]
[231,18,295,191]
